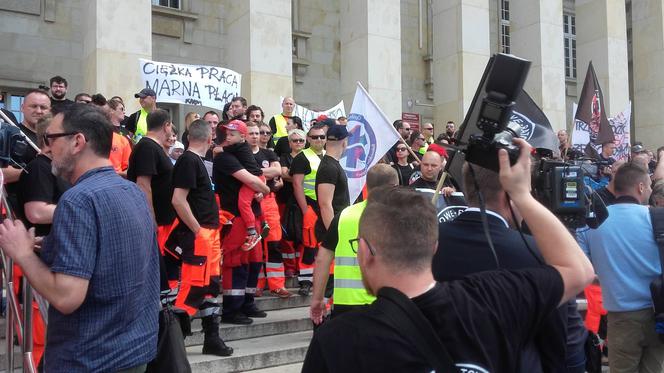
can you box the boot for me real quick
[201,315,234,356]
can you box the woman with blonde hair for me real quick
[181,111,200,149]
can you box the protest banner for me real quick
[572,102,631,160]
[139,58,241,110]
[340,83,401,203]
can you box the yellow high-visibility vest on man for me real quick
[333,200,376,308]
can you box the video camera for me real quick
[532,156,608,229]
[464,54,531,172]
[0,120,29,169]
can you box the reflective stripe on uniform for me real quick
[267,272,285,278]
[223,289,245,296]
[334,278,366,289]
[245,287,257,294]
[335,256,359,267]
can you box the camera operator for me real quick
[2,89,50,213]
[302,139,595,372]
[577,162,664,372]
[433,158,588,372]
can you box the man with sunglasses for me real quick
[302,139,596,373]
[290,123,327,295]
[0,104,160,372]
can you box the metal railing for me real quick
[1,193,37,373]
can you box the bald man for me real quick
[409,151,455,195]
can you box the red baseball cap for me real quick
[223,120,248,136]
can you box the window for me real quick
[499,0,510,54]
[0,93,24,124]
[563,14,576,79]
[152,0,180,9]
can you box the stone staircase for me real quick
[0,277,313,372]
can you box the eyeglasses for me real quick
[43,132,78,146]
[349,237,376,255]
[290,138,305,143]
[396,147,408,152]
[310,135,326,140]
[260,131,272,135]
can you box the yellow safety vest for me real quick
[134,108,149,143]
[302,147,322,201]
[334,200,376,306]
[272,114,289,145]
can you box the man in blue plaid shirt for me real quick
[0,104,159,372]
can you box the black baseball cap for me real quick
[134,88,156,98]
[327,125,349,141]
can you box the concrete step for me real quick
[245,362,303,372]
[186,307,312,346]
[254,290,310,312]
[187,330,312,373]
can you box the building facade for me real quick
[0,0,658,148]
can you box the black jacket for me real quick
[434,210,572,373]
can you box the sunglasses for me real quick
[43,132,78,146]
[396,147,408,152]
[310,135,326,140]
[423,127,433,131]
[260,131,272,135]
[290,138,305,143]
[417,137,425,141]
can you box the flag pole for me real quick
[355,82,421,162]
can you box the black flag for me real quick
[574,61,613,155]
[446,56,557,189]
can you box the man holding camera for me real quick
[433,161,588,372]
[302,139,595,372]
[577,162,664,373]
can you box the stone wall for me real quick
[0,0,84,95]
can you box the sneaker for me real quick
[260,221,270,239]
[298,282,312,296]
[244,308,267,318]
[241,233,261,251]
[255,288,264,297]
[270,288,292,298]
[221,313,253,325]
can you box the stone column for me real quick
[226,0,293,118]
[631,0,664,149]
[511,0,567,131]
[576,0,629,117]
[339,0,401,122]
[82,0,152,112]
[431,0,490,127]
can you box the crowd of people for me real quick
[0,74,661,373]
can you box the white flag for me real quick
[340,83,401,203]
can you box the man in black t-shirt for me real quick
[167,119,233,357]
[49,76,74,112]
[302,139,596,373]
[127,109,176,254]
[213,123,270,325]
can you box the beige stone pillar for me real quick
[226,0,293,118]
[576,0,629,117]
[82,0,152,112]
[431,0,490,127]
[511,0,567,131]
[631,0,664,149]
[339,0,402,122]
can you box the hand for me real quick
[441,186,455,197]
[310,299,326,325]
[0,220,36,262]
[498,138,533,201]
[212,146,224,155]
[34,236,44,252]
[254,192,264,202]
